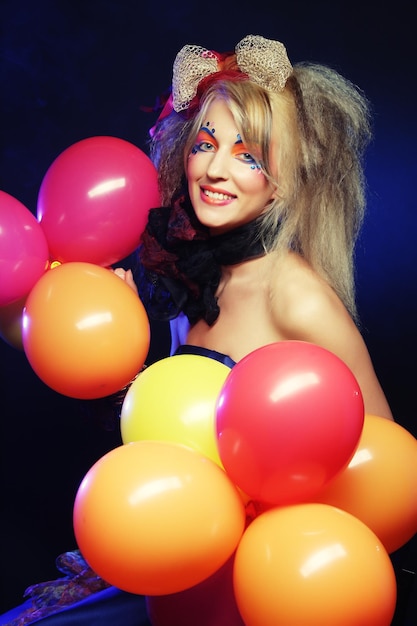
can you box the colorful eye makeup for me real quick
[232,136,261,170]
[190,124,261,170]
[190,124,216,154]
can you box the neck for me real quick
[209,216,266,266]
[216,252,274,309]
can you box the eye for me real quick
[240,152,257,163]
[232,139,260,166]
[235,150,258,166]
[191,140,216,154]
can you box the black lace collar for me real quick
[136,197,267,326]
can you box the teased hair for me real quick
[149,63,372,320]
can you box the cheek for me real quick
[186,157,203,201]
[245,171,277,205]
[239,168,270,194]
[186,153,204,181]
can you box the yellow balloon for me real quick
[120,354,231,467]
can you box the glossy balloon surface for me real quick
[315,414,417,553]
[22,262,150,398]
[73,441,246,595]
[216,341,364,505]
[0,190,49,306]
[121,354,231,467]
[234,503,397,626]
[37,136,160,266]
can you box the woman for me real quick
[132,34,393,421]
[130,35,394,624]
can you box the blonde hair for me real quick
[149,63,372,320]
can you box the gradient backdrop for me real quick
[1,0,416,614]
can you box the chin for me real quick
[195,212,230,234]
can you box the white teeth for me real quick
[203,189,233,201]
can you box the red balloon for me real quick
[0,190,49,306]
[37,136,160,266]
[216,341,364,505]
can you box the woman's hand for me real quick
[112,268,138,296]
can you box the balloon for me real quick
[121,354,231,467]
[37,136,160,266]
[0,190,49,306]
[22,262,150,399]
[216,341,364,506]
[73,441,246,595]
[314,414,417,553]
[146,554,245,626]
[0,295,26,350]
[234,503,397,626]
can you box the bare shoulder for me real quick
[270,252,353,340]
[269,252,393,420]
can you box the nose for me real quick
[206,148,229,180]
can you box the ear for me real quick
[268,178,280,202]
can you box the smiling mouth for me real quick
[202,189,235,201]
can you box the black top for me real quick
[174,344,236,369]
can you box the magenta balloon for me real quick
[216,341,365,506]
[0,191,49,306]
[37,136,160,266]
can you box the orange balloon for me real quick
[22,262,150,398]
[234,503,397,626]
[73,440,246,595]
[314,414,417,553]
[121,354,231,467]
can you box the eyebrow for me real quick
[199,125,215,139]
[199,126,244,147]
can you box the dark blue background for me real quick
[1,0,416,615]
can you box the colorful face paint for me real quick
[191,124,217,154]
[187,100,275,234]
[191,126,261,170]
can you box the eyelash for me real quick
[239,152,258,165]
[191,141,214,154]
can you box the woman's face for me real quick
[187,99,275,234]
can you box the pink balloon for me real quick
[0,190,49,306]
[216,341,364,506]
[37,136,160,266]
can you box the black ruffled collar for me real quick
[136,197,267,325]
